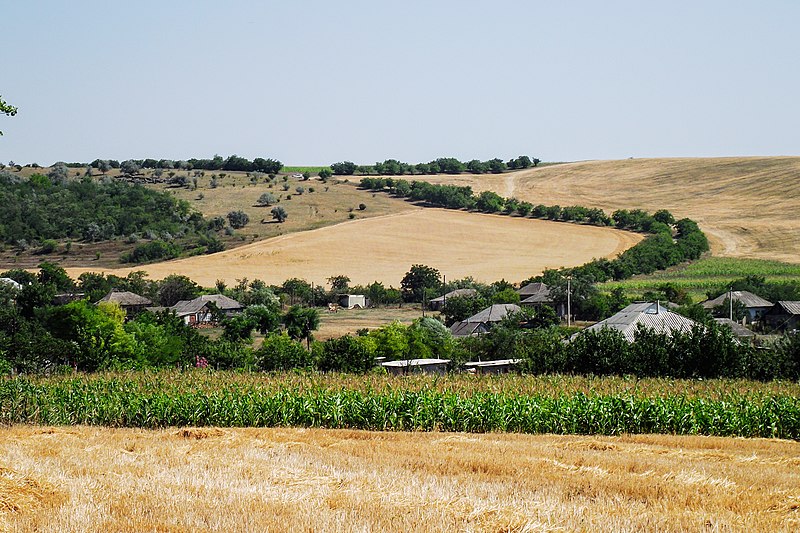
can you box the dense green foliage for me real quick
[1,374,797,438]
[0,170,204,245]
[332,156,540,176]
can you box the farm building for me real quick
[382,359,450,375]
[464,359,521,375]
[701,291,773,324]
[338,294,367,309]
[97,290,152,318]
[449,303,521,337]
[581,302,698,342]
[517,282,566,316]
[428,288,477,311]
[171,294,244,325]
[763,301,800,332]
[0,277,22,290]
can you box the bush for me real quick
[121,240,180,264]
[227,210,249,229]
[315,335,374,373]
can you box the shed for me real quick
[382,359,450,375]
[701,291,773,324]
[763,301,800,332]
[449,304,521,337]
[580,302,698,342]
[428,288,477,311]
[464,359,521,375]
[338,294,367,309]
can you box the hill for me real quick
[65,209,641,287]
[418,157,800,263]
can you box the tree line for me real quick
[330,155,540,176]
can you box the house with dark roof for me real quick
[449,303,521,337]
[701,291,772,324]
[763,301,800,332]
[581,302,698,342]
[428,288,477,311]
[171,294,243,325]
[713,318,756,340]
[517,282,566,317]
[97,290,152,318]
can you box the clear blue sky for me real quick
[2,1,798,165]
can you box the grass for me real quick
[601,256,800,300]
[281,166,328,175]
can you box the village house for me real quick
[450,303,521,337]
[171,294,244,325]
[581,302,698,342]
[763,301,800,332]
[701,290,773,324]
[517,282,566,317]
[428,288,477,312]
[97,290,152,318]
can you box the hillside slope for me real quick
[422,157,800,263]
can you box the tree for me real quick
[283,305,320,348]
[400,264,441,303]
[475,191,505,213]
[244,304,282,335]
[48,162,69,185]
[257,192,277,206]
[318,168,332,180]
[157,274,200,307]
[255,333,311,371]
[327,275,350,293]
[0,95,17,136]
[330,161,357,175]
[271,206,287,223]
[120,160,141,175]
[315,335,374,373]
[227,210,249,229]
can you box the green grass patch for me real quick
[2,372,798,438]
[282,166,327,175]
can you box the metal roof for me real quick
[195,294,243,310]
[713,318,756,337]
[464,359,522,368]
[702,290,773,309]
[449,321,488,337]
[381,359,450,368]
[583,302,698,342]
[517,282,552,301]
[775,301,800,315]
[465,304,521,323]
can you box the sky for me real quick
[2,1,798,166]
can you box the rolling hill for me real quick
[420,157,800,263]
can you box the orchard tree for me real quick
[227,210,249,229]
[400,264,441,303]
[257,192,277,206]
[271,206,287,223]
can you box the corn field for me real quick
[1,372,798,439]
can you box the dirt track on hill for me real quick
[420,157,800,263]
[65,208,641,287]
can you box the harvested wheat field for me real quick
[65,209,641,287]
[421,157,800,263]
[0,426,798,532]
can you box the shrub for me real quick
[121,241,180,264]
[315,335,374,373]
[227,210,249,229]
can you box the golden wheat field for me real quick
[420,157,800,264]
[65,209,642,287]
[1,426,798,532]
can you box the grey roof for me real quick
[713,318,756,337]
[381,359,450,368]
[464,359,522,368]
[464,304,521,323]
[702,290,773,310]
[582,302,698,342]
[194,294,243,310]
[518,282,552,302]
[772,301,800,315]
[0,278,22,290]
[171,299,210,316]
[429,288,477,304]
[97,290,152,306]
[450,321,488,337]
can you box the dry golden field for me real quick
[419,157,800,263]
[1,426,798,532]
[65,209,642,287]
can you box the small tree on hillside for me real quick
[257,192,277,206]
[271,206,287,223]
[227,210,249,229]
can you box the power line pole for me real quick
[567,276,572,328]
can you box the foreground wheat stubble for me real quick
[1,426,798,532]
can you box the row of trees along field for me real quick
[330,156,540,176]
[1,264,798,382]
[84,155,282,174]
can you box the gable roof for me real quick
[517,282,552,301]
[771,301,800,316]
[97,290,152,307]
[465,304,521,323]
[429,288,477,304]
[171,299,212,316]
[713,318,756,337]
[449,321,488,337]
[194,294,243,310]
[583,302,698,342]
[702,290,773,310]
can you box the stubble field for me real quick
[1,425,798,532]
[419,157,800,263]
[65,208,642,287]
